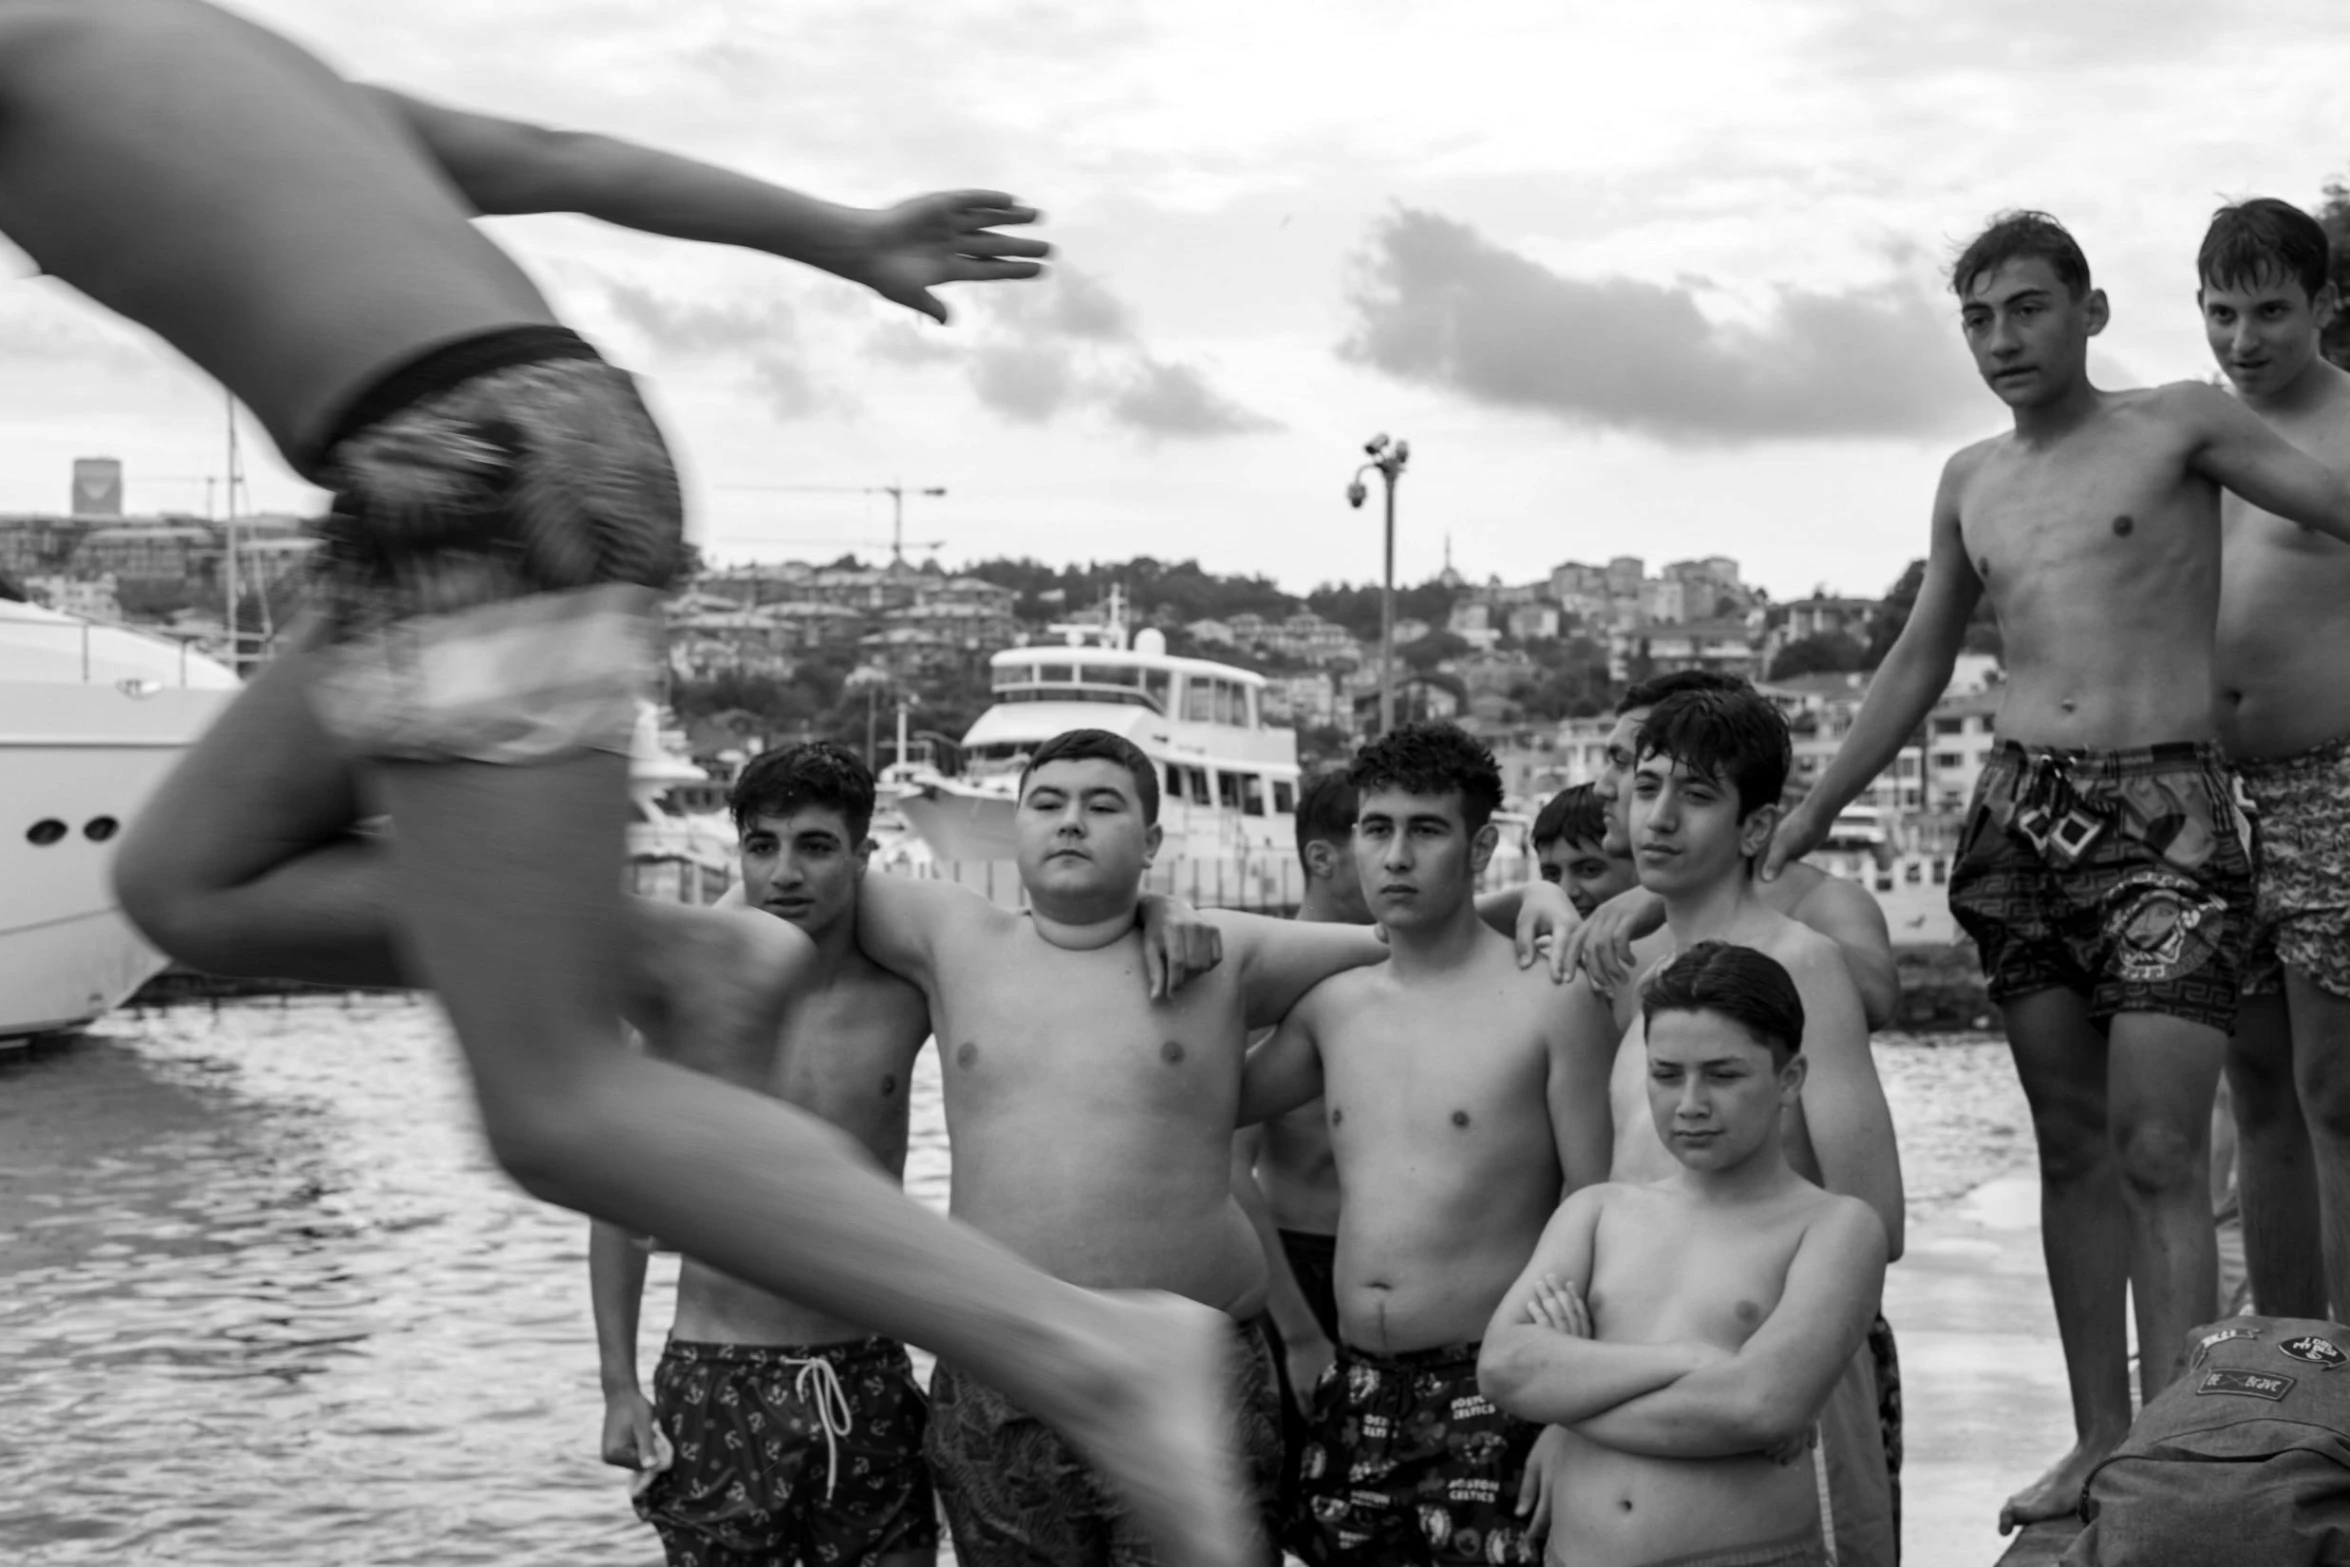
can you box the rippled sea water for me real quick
[0,997,2023,1565]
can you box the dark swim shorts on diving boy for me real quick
[301,324,683,765]
[634,1335,938,1567]
[1948,740,2254,1032]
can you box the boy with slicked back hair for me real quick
[1771,207,2350,1533]
[2202,196,2350,1328]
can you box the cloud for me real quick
[600,282,843,421]
[1111,360,1279,439]
[1341,206,1981,444]
[949,268,1279,439]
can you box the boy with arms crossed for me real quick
[1481,942,1889,1567]
[1243,724,1618,1566]
[1767,209,2350,1531]
[2202,197,2350,1321]
[591,745,936,1567]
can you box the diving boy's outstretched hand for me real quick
[846,190,1050,322]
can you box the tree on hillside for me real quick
[1399,629,1470,671]
[1769,632,1868,681]
[1862,558,2002,665]
[1305,578,1459,641]
[2320,179,2350,369]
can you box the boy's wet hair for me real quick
[1952,209,2091,301]
[1020,728,1160,826]
[1294,766,1359,866]
[2199,197,2333,303]
[1533,782,1610,852]
[1634,687,1792,820]
[730,741,876,842]
[1349,721,1504,834]
[1640,940,1806,1065]
[1617,668,1750,716]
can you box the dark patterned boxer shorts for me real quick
[302,323,684,763]
[1948,740,2255,1033]
[924,1315,1284,1566]
[1293,1340,1540,1566]
[636,1336,937,1567]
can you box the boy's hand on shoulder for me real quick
[1561,886,1663,993]
[841,191,1050,323]
[1513,879,1581,978]
[1138,893,1224,1000]
[1760,802,1826,883]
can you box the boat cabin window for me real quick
[1272,779,1295,815]
[1144,668,1172,711]
[1183,680,1214,723]
[1189,767,1211,806]
[1081,663,1138,687]
[1241,774,1266,817]
[1039,663,1074,684]
[1216,770,1243,811]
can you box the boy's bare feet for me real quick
[1053,1292,1260,1567]
[1997,1428,2125,1534]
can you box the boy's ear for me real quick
[1739,801,1781,861]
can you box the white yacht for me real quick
[890,595,1303,903]
[0,594,239,1041]
[625,704,738,906]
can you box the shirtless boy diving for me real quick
[1573,686,1903,1567]
[591,745,937,1567]
[1767,209,2350,1531]
[854,728,1579,1565]
[1243,723,1618,1566]
[1481,941,1889,1567]
[32,5,1239,1559]
[2201,198,2350,1322]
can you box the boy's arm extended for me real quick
[1570,1200,1888,1458]
[1546,980,1618,1195]
[1767,453,1982,876]
[589,1222,660,1468]
[853,872,1009,993]
[362,88,1045,322]
[1786,941,1906,1259]
[1225,912,1387,1030]
[1240,1005,1327,1125]
[1477,1189,1724,1425]
[2180,381,2350,542]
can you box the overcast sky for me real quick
[2,0,2345,601]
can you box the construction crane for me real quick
[713,483,948,566]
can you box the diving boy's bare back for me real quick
[0,1,554,457]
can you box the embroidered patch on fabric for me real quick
[2192,1325,2260,1367]
[2199,1369,2294,1401]
[2279,1335,2346,1369]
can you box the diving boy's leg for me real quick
[1997,987,2131,1534]
[375,752,1251,1567]
[113,634,404,988]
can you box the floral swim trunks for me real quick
[1293,1340,1541,1566]
[636,1336,937,1567]
[301,324,684,764]
[1948,741,2256,1033]
[2238,730,2350,1000]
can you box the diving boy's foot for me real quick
[1060,1292,1259,1567]
[1997,1432,2122,1534]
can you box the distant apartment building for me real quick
[23,572,122,621]
[1608,616,1762,684]
[1507,602,1561,642]
[1925,691,2002,815]
[1781,595,1880,645]
[1274,611,1359,664]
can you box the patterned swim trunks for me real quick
[302,324,684,764]
[2238,731,2350,1000]
[1293,1340,1540,1566]
[1948,741,2255,1033]
[925,1315,1285,1567]
[636,1336,937,1567]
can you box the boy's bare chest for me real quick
[1326,991,1550,1138]
[1590,1201,1800,1348]
[1963,432,2209,586]
[767,981,928,1138]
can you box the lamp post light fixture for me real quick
[1347,434,1411,737]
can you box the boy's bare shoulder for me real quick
[1796,1186,1891,1259]
[1750,908,1841,971]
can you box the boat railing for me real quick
[1,610,220,689]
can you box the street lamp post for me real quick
[1347,434,1411,737]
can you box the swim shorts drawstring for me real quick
[787,1355,856,1501]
